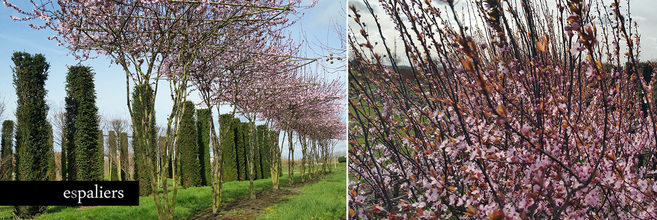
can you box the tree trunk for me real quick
[300,135,306,182]
[248,119,256,200]
[270,130,280,190]
[288,129,294,185]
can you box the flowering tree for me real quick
[349,0,657,219]
[186,20,304,207]
[256,66,345,187]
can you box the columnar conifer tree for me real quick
[1,120,14,181]
[11,52,50,217]
[257,125,269,179]
[197,108,211,186]
[220,114,237,181]
[234,119,245,180]
[242,122,251,183]
[178,101,200,187]
[132,84,156,195]
[254,129,262,180]
[64,66,101,181]
[119,132,129,181]
[261,127,271,179]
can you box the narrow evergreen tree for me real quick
[63,66,102,181]
[108,131,118,180]
[220,114,237,181]
[11,52,50,217]
[242,122,250,181]
[119,132,129,181]
[132,84,156,195]
[257,125,270,179]
[178,101,200,187]
[1,120,14,181]
[254,125,263,180]
[234,120,245,180]
[197,108,211,186]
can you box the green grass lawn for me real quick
[0,164,345,220]
[258,164,346,220]
[0,206,12,219]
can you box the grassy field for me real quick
[0,164,345,220]
[258,165,346,220]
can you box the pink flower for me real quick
[521,124,530,134]
[571,22,580,30]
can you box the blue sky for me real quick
[0,0,346,158]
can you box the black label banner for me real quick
[0,181,139,206]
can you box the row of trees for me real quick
[220,116,277,182]
[2,53,107,217]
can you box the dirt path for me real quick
[187,180,315,220]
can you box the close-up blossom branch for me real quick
[349,0,657,219]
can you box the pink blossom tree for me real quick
[349,0,657,219]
